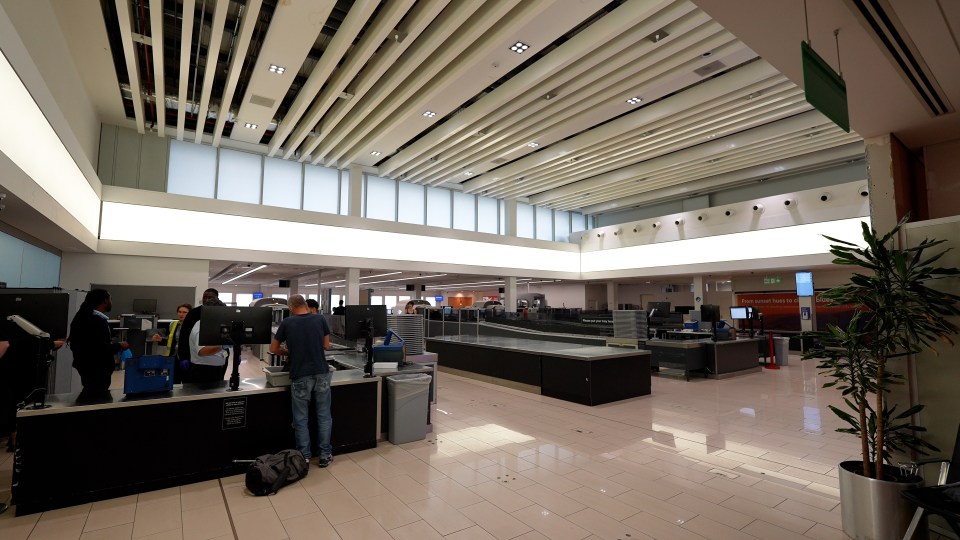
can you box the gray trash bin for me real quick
[774,337,791,366]
[386,373,432,444]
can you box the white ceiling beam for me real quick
[193,0,229,143]
[176,0,195,140]
[211,0,263,147]
[148,0,165,137]
[114,0,146,134]
[267,0,398,157]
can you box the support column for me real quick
[504,277,517,312]
[798,296,816,332]
[865,133,928,233]
[505,199,518,237]
[346,268,360,306]
[692,276,704,309]
[348,165,363,217]
[606,281,617,311]
[289,278,298,296]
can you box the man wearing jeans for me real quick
[270,295,333,467]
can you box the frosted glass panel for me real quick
[262,158,302,209]
[426,187,451,228]
[536,206,552,240]
[453,191,476,231]
[500,201,506,235]
[517,202,534,239]
[398,182,424,225]
[478,196,498,234]
[554,210,571,242]
[20,244,60,287]
[340,175,349,215]
[0,231,25,287]
[571,212,586,232]
[303,165,339,214]
[217,148,262,203]
[235,293,254,307]
[366,175,397,221]
[167,139,216,198]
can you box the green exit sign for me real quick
[802,41,850,132]
[764,276,781,285]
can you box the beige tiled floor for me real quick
[0,354,953,539]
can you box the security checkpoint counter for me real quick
[13,370,380,515]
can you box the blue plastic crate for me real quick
[124,355,174,394]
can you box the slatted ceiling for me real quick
[212,0,263,147]
[114,0,146,134]
[148,0,166,136]
[175,0,195,140]
[192,0,229,143]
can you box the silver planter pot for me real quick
[838,461,926,540]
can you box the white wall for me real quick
[522,283,586,309]
[60,253,209,306]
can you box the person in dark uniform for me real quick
[68,289,127,396]
[333,300,345,315]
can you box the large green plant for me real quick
[806,216,960,480]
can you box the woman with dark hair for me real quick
[68,289,127,395]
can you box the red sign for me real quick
[736,292,855,331]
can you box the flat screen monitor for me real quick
[700,304,721,323]
[198,306,273,345]
[673,305,693,314]
[730,307,749,320]
[132,298,157,314]
[0,292,69,339]
[344,304,387,341]
[442,306,453,316]
[796,271,814,297]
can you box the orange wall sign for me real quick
[736,292,855,331]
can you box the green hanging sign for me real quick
[801,41,850,132]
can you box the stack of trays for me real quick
[386,314,425,355]
[613,310,648,339]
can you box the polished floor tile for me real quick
[4,356,864,540]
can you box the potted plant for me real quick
[804,215,960,540]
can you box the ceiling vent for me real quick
[847,0,953,116]
[694,61,727,77]
[490,158,508,165]
[249,94,276,108]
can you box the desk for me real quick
[13,372,379,515]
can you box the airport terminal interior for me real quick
[1,0,959,539]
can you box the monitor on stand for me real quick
[344,305,387,377]
[199,306,273,391]
[699,304,722,341]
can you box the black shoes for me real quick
[318,455,333,468]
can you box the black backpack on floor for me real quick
[244,449,309,496]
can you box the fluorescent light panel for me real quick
[510,41,530,53]
[370,151,382,156]
[268,64,286,74]
[422,111,436,118]
[222,264,268,284]
[244,123,258,129]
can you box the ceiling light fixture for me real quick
[646,29,670,43]
[360,273,448,286]
[527,142,539,148]
[361,271,403,280]
[243,123,258,129]
[464,171,474,176]
[422,110,436,118]
[370,151,382,156]
[222,264,267,285]
[626,96,642,105]
[268,64,286,74]
[510,41,530,54]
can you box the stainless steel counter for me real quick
[429,335,650,361]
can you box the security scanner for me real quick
[5,315,55,410]
[344,304,388,377]
[199,306,273,391]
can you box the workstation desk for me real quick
[13,369,381,515]
[632,337,763,380]
[426,335,651,406]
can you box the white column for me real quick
[606,281,617,311]
[693,276,704,309]
[346,268,360,305]
[348,165,363,217]
[864,134,897,234]
[289,278,298,296]
[505,199,518,237]
[504,276,518,312]
[798,296,816,332]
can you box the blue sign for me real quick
[253,292,264,299]
[800,306,812,320]
[435,296,444,302]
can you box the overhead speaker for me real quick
[420,285,427,291]
[499,287,505,293]
[406,284,415,291]
[279,279,291,288]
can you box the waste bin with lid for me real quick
[386,373,433,444]
[774,337,791,366]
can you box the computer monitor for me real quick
[647,302,671,316]
[700,304,721,323]
[730,306,749,320]
[796,271,814,297]
[0,292,69,339]
[344,305,387,341]
[673,305,693,314]
[198,306,273,345]
[132,298,157,314]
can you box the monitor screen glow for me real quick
[730,307,748,320]
[796,271,814,297]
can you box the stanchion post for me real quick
[765,333,780,370]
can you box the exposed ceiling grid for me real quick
[211,0,263,147]
[113,0,146,134]
[192,0,230,143]
[147,0,165,137]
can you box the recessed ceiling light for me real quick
[422,110,436,118]
[464,171,474,176]
[701,51,713,58]
[268,64,286,74]
[510,41,530,54]
[527,142,539,147]
[244,123,257,129]
[626,96,642,105]
[646,29,670,43]
[370,151,382,156]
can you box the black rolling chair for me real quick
[901,425,960,539]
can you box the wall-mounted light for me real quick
[724,209,735,217]
[674,218,684,226]
[697,214,707,222]
[652,221,661,229]
[859,185,869,197]
[784,198,798,207]
[752,203,764,214]
[819,192,832,202]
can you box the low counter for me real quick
[643,337,762,379]
[13,371,380,515]
[426,335,651,406]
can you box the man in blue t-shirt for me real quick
[270,294,333,467]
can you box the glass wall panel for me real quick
[365,175,397,221]
[340,176,350,215]
[235,293,254,307]
[303,165,339,214]
[500,201,506,235]
[398,181,425,225]
[517,202,534,239]
[453,191,476,231]
[536,206,552,241]
[426,187,451,228]
[167,139,216,198]
[554,210,571,242]
[262,157,302,209]
[217,148,262,203]
[571,211,586,232]
[477,196,498,234]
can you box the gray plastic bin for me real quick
[386,373,433,444]
[774,337,791,366]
